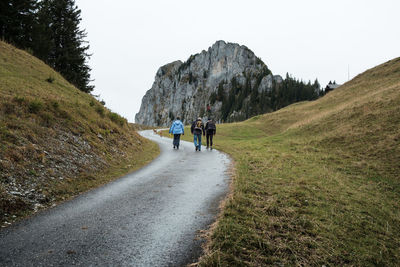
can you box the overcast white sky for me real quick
[76,0,400,122]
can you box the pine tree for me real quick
[36,0,93,92]
[32,0,52,61]
[0,0,37,49]
[313,78,321,99]
[217,81,225,101]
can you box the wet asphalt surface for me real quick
[0,130,230,266]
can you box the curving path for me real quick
[0,130,230,266]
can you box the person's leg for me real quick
[194,134,198,149]
[176,134,181,148]
[206,133,210,148]
[210,134,213,147]
[196,134,201,151]
[198,134,202,151]
[173,134,178,147]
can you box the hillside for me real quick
[175,57,400,265]
[0,41,159,227]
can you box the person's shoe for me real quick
[210,146,213,150]
[195,146,198,151]
[206,146,209,149]
[177,145,179,149]
[173,145,175,149]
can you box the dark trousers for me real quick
[206,133,214,147]
[173,134,181,147]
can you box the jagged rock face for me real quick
[135,40,282,126]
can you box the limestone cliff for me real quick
[135,40,282,126]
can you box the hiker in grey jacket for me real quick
[205,118,216,150]
[169,117,184,149]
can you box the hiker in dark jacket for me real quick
[191,117,205,151]
[169,117,184,149]
[205,118,216,150]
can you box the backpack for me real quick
[207,121,216,130]
[195,120,202,130]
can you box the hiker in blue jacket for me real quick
[169,117,184,149]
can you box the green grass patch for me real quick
[171,57,400,265]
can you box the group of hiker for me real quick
[168,117,216,151]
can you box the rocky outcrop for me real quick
[135,40,282,126]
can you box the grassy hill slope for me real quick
[0,41,159,227]
[176,58,400,265]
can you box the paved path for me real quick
[0,130,230,266]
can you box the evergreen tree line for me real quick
[0,0,93,93]
[211,72,322,122]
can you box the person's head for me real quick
[197,117,201,121]
[208,117,212,121]
[176,116,180,121]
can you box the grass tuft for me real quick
[108,112,126,127]
[28,100,43,114]
[46,76,55,83]
[95,105,105,117]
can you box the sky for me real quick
[76,0,400,122]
